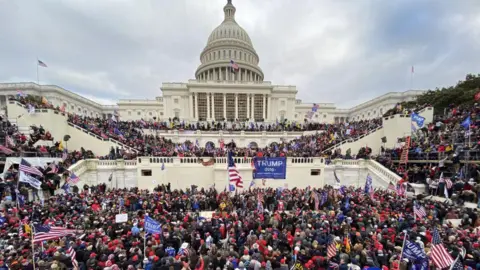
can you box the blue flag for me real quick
[411,113,425,127]
[461,116,471,129]
[144,216,162,234]
[402,240,429,270]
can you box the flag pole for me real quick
[449,255,460,270]
[31,223,36,270]
[398,230,407,264]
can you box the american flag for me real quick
[20,158,43,177]
[33,224,77,243]
[431,228,454,269]
[68,246,79,269]
[47,162,58,174]
[230,60,239,72]
[413,201,426,219]
[68,173,80,184]
[37,59,48,67]
[6,135,15,147]
[327,235,337,258]
[0,145,14,155]
[450,256,464,270]
[17,90,27,97]
[396,183,406,196]
[444,178,453,189]
[228,151,243,188]
[388,181,396,192]
[18,222,24,236]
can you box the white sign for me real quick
[115,213,128,223]
[199,211,214,219]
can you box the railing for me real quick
[322,126,383,153]
[387,150,480,163]
[9,100,138,153]
[68,158,399,187]
[147,129,308,136]
[138,156,324,165]
[367,159,402,184]
[67,159,138,178]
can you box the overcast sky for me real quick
[0,0,479,108]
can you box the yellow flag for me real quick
[58,141,64,151]
[42,97,48,104]
[25,224,31,234]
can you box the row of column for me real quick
[197,67,262,82]
[188,93,271,121]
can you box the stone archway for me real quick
[248,141,258,149]
[205,141,216,150]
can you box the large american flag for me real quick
[33,224,77,243]
[431,228,454,269]
[68,173,80,184]
[0,145,14,155]
[413,201,426,219]
[68,246,79,269]
[228,151,243,188]
[20,158,43,177]
[327,235,337,259]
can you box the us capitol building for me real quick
[0,0,424,124]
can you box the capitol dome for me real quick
[195,0,264,82]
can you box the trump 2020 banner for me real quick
[253,157,287,179]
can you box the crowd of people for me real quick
[0,95,478,270]
[11,95,383,158]
[0,184,479,270]
[376,103,480,206]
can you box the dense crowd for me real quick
[0,184,479,270]
[66,114,381,158]
[12,95,382,158]
[375,103,480,206]
[384,104,480,162]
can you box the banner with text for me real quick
[253,157,287,179]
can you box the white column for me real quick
[244,69,247,82]
[206,92,211,120]
[211,93,215,120]
[225,67,229,81]
[223,93,227,120]
[262,94,266,120]
[267,95,271,121]
[213,68,216,81]
[189,94,193,119]
[251,94,255,120]
[194,93,199,121]
[246,93,250,120]
[235,94,238,120]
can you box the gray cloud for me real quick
[0,0,479,107]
